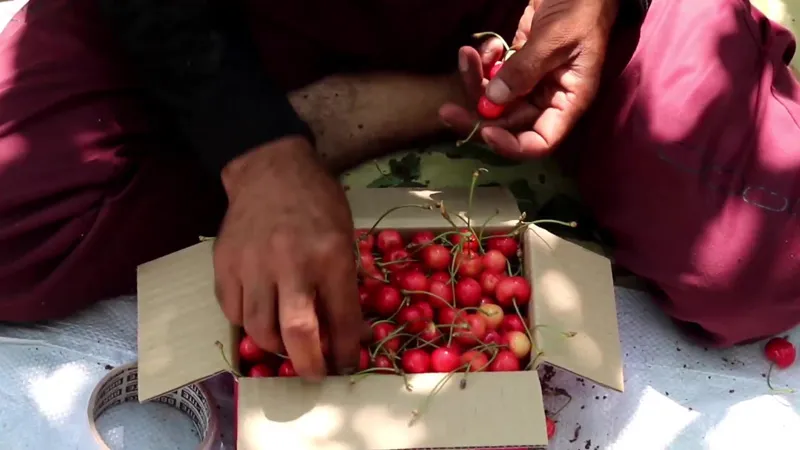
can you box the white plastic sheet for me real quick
[0,288,797,450]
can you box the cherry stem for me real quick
[377,258,416,267]
[388,355,414,391]
[477,209,501,244]
[766,363,796,394]
[401,290,453,308]
[366,204,435,236]
[456,121,482,147]
[370,324,408,359]
[409,364,469,426]
[466,168,488,254]
[384,298,410,323]
[512,299,537,356]
[437,202,462,230]
[534,324,578,339]
[214,341,243,378]
[525,350,545,371]
[452,216,486,255]
[472,32,510,52]
[531,219,578,229]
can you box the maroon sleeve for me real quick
[96,0,314,174]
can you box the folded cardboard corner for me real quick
[136,187,623,450]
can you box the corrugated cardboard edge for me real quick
[523,226,624,392]
[137,240,236,402]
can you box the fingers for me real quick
[277,276,327,381]
[439,101,538,136]
[512,5,535,48]
[458,46,484,103]
[317,245,363,374]
[478,38,505,74]
[239,248,283,354]
[485,32,562,106]
[213,254,244,327]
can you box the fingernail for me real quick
[486,79,510,103]
[458,51,468,72]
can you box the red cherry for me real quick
[450,230,479,251]
[454,314,488,346]
[385,248,412,272]
[396,304,428,334]
[431,346,463,372]
[482,249,507,274]
[239,335,266,363]
[765,337,796,369]
[358,250,377,272]
[373,285,402,317]
[455,250,483,278]
[430,272,451,284]
[413,300,435,322]
[489,61,503,79]
[479,296,495,305]
[478,271,504,295]
[418,322,443,345]
[278,360,298,377]
[455,278,482,308]
[357,285,372,311]
[356,347,371,371]
[377,230,404,253]
[427,280,454,309]
[410,231,436,247]
[372,355,395,374]
[484,330,502,345]
[486,234,518,258]
[461,350,490,372]
[488,350,520,371]
[354,230,375,252]
[421,244,452,271]
[477,96,505,119]
[372,322,403,353]
[500,315,527,333]
[437,307,464,326]
[248,363,274,377]
[546,417,556,440]
[401,349,432,373]
[399,271,429,300]
[495,276,532,308]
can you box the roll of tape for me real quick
[87,362,220,450]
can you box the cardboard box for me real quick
[137,187,624,449]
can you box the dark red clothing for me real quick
[0,0,797,347]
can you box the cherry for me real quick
[358,250,377,272]
[239,335,266,363]
[477,96,504,119]
[437,307,464,326]
[484,330,502,345]
[546,417,556,440]
[427,280,454,309]
[495,276,532,308]
[455,250,483,278]
[400,271,428,291]
[401,349,432,373]
[418,322,443,345]
[357,285,372,312]
[421,244,452,271]
[506,330,532,359]
[478,303,504,330]
[479,296,496,305]
[413,300,435,322]
[482,249,507,274]
[488,61,503,79]
[450,230,479,251]
[358,348,371,371]
[377,229,404,253]
[396,304,428,334]
[372,354,395,373]
[461,350,490,372]
[373,285,402,317]
[455,278,482,308]
[372,322,403,353]
[354,230,375,252]
[410,231,436,247]
[489,350,520,372]
[486,234,518,258]
[361,268,385,291]
[385,248,412,272]
[430,271,451,284]
[478,271,504,295]
[454,314,488,346]
[278,360,298,377]
[248,363,274,377]
[431,346,463,372]
[500,315,527,333]
[765,337,796,369]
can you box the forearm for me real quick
[290,72,466,173]
[97,0,313,174]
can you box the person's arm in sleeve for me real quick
[96,0,314,174]
[619,0,653,24]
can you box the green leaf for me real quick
[366,174,404,188]
[388,152,422,181]
[442,144,522,167]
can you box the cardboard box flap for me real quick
[523,226,624,392]
[237,371,548,450]
[347,187,521,231]
[137,240,236,402]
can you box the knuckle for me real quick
[283,317,317,338]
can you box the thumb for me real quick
[485,37,561,105]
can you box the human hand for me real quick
[439,0,619,158]
[214,137,363,380]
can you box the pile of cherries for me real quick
[237,227,535,377]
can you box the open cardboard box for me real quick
[137,187,624,449]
